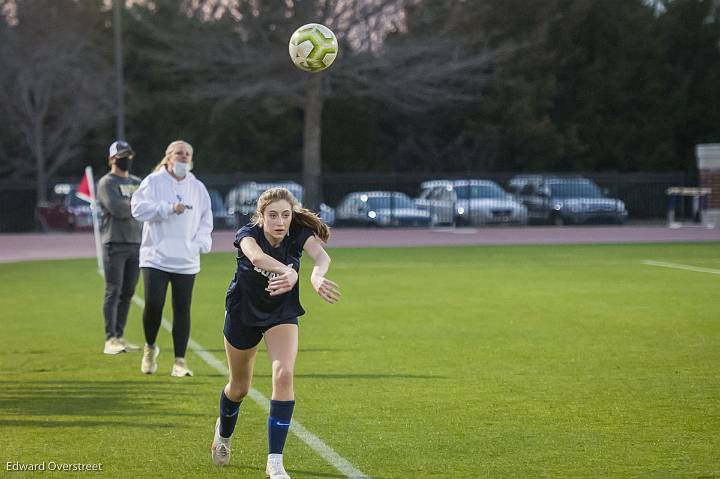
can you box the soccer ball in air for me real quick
[288,23,338,73]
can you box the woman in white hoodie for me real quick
[131,140,213,377]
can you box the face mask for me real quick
[114,157,132,172]
[172,161,192,178]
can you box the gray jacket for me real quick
[97,172,143,244]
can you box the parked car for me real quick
[335,191,431,227]
[507,174,544,193]
[35,184,95,232]
[415,179,528,226]
[509,175,628,225]
[208,189,234,229]
[225,181,335,228]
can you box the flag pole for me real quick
[85,166,105,277]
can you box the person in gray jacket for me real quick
[98,140,143,355]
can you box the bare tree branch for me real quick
[132,0,517,207]
[0,0,114,201]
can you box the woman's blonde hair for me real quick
[153,140,194,172]
[251,187,330,243]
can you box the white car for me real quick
[335,191,431,227]
[416,179,528,226]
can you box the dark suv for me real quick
[509,176,628,225]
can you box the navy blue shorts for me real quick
[223,313,298,350]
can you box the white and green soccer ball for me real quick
[288,23,338,73]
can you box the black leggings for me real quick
[142,267,196,358]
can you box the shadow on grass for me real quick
[201,348,353,353]
[200,372,442,381]
[0,380,206,386]
[0,418,177,429]
[254,373,445,380]
[297,348,357,353]
[290,468,376,478]
[0,350,49,355]
[285,468,350,478]
[0,380,206,418]
[231,464,351,479]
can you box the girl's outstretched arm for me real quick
[303,235,341,304]
[240,237,298,296]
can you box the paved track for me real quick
[1,225,718,264]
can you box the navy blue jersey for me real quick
[226,223,313,326]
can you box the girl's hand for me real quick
[311,275,341,304]
[267,265,299,296]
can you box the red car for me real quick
[35,184,95,231]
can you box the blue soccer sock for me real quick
[268,400,295,454]
[219,389,242,438]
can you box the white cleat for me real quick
[103,337,126,355]
[171,358,193,377]
[141,344,159,374]
[211,417,231,466]
[116,337,141,352]
[266,454,291,479]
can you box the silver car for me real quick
[225,181,335,228]
[336,191,431,227]
[416,179,528,226]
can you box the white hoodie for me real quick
[131,167,213,274]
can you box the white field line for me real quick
[129,295,371,479]
[642,260,720,276]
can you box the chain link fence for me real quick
[0,171,697,232]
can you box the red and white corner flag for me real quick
[76,167,95,203]
[77,166,104,276]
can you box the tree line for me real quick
[0,0,718,205]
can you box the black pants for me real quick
[102,243,140,340]
[141,267,196,358]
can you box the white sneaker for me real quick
[141,344,159,374]
[116,337,141,352]
[211,417,231,466]
[266,454,291,479]
[103,338,126,355]
[171,358,193,377]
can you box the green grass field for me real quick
[1,242,719,478]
